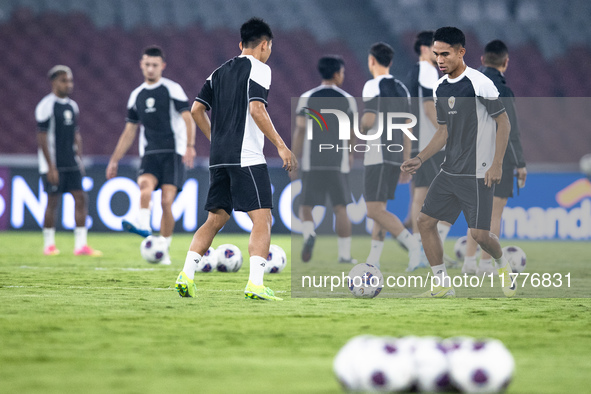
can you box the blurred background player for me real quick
[463,39,527,275]
[402,27,514,297]
[36,65,101,256]
[406,31,455,267]
[106,46,195,265]
[176,18,296,300]
[361,42,422,271]
[292,55,357,264]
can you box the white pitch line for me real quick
[1,285,287,293]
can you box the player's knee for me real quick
[366,204,381,220]
[470,229,487,245]
[417,214,435,232]
[161,195,174,209]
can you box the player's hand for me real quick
[399,171,412,184]
[106,161,118,180]
[484,163,502,187]
[516,167,527,188]
[183,146,196,169]
[47,166,59,185]
[401,157,422,175]
[289,167,299,181]
[279,146,297,172]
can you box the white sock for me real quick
[183,251,201,280]
[366,240,384,264]
[437,222,451,242]
[43,228,55,248]
[138,208,151,230]
[302,221,316,241]
[431,263,450,287]
[249,255,266,286]
[397,229,420,251]
[337,236,352,260]
[464,255,477,266]
[495,254,509,270]
[479,258,493,267]
[164,236,172,247]
[414,232,422,243]
[74,227,87,250]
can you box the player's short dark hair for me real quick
[414,30,434,55]
[483,39,509,67]
[48,65,72,80]
[369,42,394,67]
[240,17,273,48]
[433,27,465,48]
[317,56,345,80]
[143,45,165,60]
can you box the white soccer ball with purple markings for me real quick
[448,339,515,393]
[215,244,243,272]
[454,236,481,262]
[580,153,591,175]
[347,263,384,298]
[333,335,415,392]
[196,247,217,273]
[140,235,168,264]
[265,244,287,274]
[413,337,453,392]
[503,245,527,273]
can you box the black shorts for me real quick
[494,168,515,198]
[139,152,185,191]
[364,163,401,202]
[421,171,494,230]
[42,169,82,194]
[301,170,352,207]
[414,151,446,188]
[205,164,273,215]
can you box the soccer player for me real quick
[36,65,101,256]
[406,31,455,267]
[463,40,527,275]
[402,27,515,298]
[175,18,296,300]
[361,42,422,271]
[292,55,357,264]
[106,46,195,265]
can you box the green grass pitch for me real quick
[0,231,590,393]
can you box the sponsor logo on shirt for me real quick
[63,110,73,125]
[145,97,156,113]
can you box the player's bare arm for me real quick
[360,112,376,135]
[399,120,414,183]
[401,123,447,174]
[484,111,510,187]
[106,122,139,179]
[74,131,85,175]
[37,132,58,185]
[249,100,297,172]
[182,110,196,169]
[190,101,211,142]
[423,99,438,128]
[290,115,306,179]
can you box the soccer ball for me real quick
[216,244,243,272]
[503,246,527,273]
[580,153,591,175]
[265,244,287,274]
[196,247,217,272]
[140,235,168,264]
[413,337,452,392]
[333,335,415,392]
[454,236,481,261]
[347,263,384,298]
[333,335,378,390]
[448,339,515,393]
